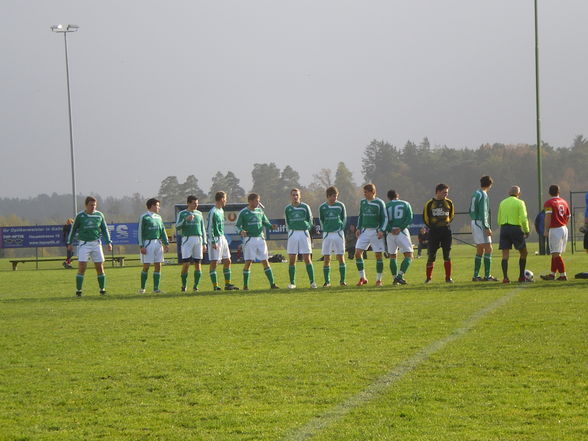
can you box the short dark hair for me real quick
[248,193,259,202]
[387,190,398,200]
[187,195,198,204]
[363,183,376,193]
[549,184,560,197]
[480,176,493,188]
[146,198,160,209]
[215,191,226,202]
[85,196,97,206]
[326,186,338,197]
[435,183,449,193]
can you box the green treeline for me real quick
[1,136,587,226]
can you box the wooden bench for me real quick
[9,256,128,270]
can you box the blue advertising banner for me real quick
[0,223,152,248]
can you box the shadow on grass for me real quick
[3,278,587,305]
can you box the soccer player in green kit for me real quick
[355,183,388,286]
[285,188,316,289]
[138,198,169,293]
[385,190,414,285]
[469,176,498,281]
[319,186,347,287]
[207,191,239,291]
[176,195,207,292]
[235,193,279,290]
[66,196,112,297]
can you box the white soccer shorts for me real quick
[77,240,105,263]
[180,235,204,260]
[548,226,568,254]
[471,220,492,245]
[242,236,269,261]
[356,228,386,253]
[208,235,231,262]
[140,239,164,264]
[386,228,413,255]
[321,231,345,256]
[287,230,312,255]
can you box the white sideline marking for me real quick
[283,288,521,441]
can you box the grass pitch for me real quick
[1,246,587,440]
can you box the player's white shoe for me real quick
[287,284,296,289]
[310,282,317,289]
[138,288,146,294]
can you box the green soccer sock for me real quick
[473,255,482,277]
[210,270,218,287]
[193,270,202,289]
[97,274,105,290]
[76,274,84,291]
[323,266,331,284]
[181,272,188,288]
[483,253,492,278]
[153,272,161,290]
[264,267,275,286]
[306,263,315,284]
[376,259,384,275]
[399,257,411,276]
[140,271,148,290]
[356,258,364,272]
[389,259,398,276]
[243,270,251,288]
[223,268,231,285]
[289,265,296,284]
[339,263,346,283]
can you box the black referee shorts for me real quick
[499,224,526,250]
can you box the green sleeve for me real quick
[305,204,313,231]
[400,203,413,231]
[100,214,111,244]
[340,203,347,230]
[378,199,388,232]
[235,211,245,233]
[66,214,80,245]
[520,201,530,233]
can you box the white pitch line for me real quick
[283,288,522,441]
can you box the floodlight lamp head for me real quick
[51,24,79,33]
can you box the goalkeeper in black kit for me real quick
[423,183,455,283]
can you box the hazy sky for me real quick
[2,0,587,199]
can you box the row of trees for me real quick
[2,135,587,225]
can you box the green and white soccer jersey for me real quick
[285,203,312,231]
[176,209,207,260]
[319,201,346,256]
[385,200,414,254]
[207,207,225,245]
[67,210,111,245]
[176,209,206,240]
[235,207,271,238]
[470,189,491,245]
[138,211,169,264]
[207,207,230,261]
[319,201,346,233]
[358,198,388,231]
[67,210,111,263]
[285,203,313,255]
[236,207,272,261]
[356,198,387,252]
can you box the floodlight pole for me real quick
[51,24,79,216]
[534,1,543,215]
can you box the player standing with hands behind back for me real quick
[138,198,169,293]
[423,184,455,283]
[67,196,112,297]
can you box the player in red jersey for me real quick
[540,185,570,281]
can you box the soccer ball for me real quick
[524,269,534,281]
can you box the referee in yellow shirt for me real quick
[497,186,530,283]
